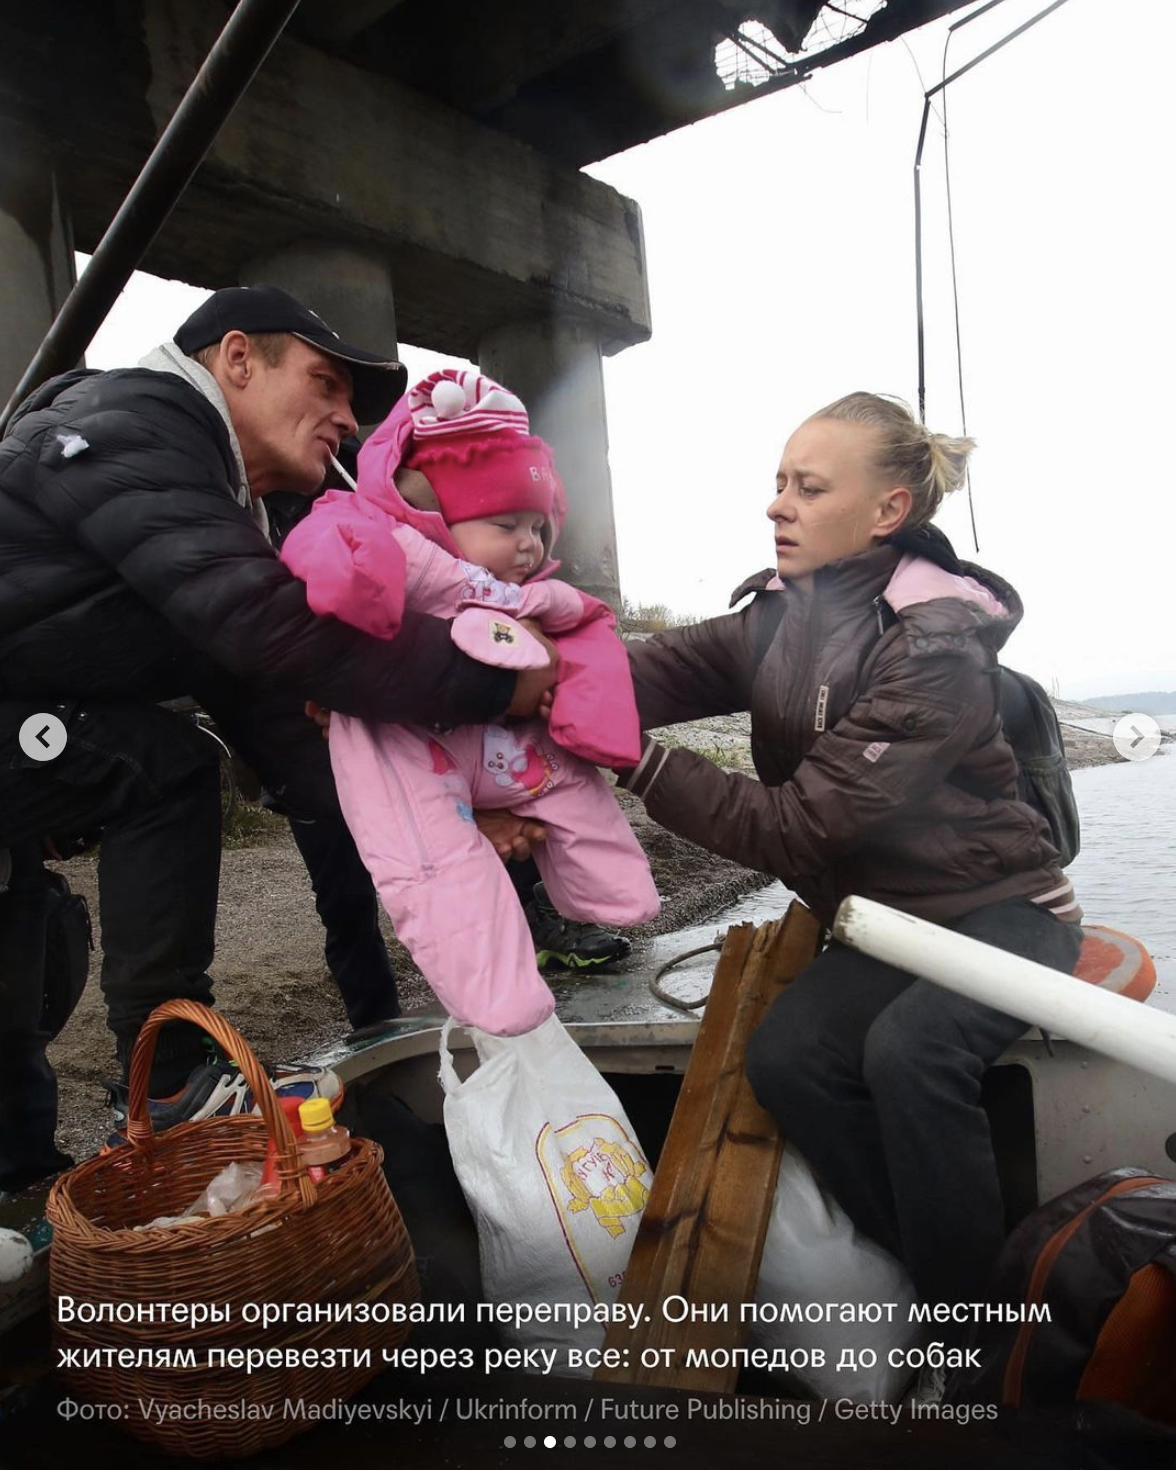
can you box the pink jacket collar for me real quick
[882,552,1008,618]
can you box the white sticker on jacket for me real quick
[56,432,89,459]
[863,741,890,763]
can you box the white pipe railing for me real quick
[832,896,1176,1087]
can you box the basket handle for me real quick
[126,999,316,1208]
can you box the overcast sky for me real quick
[84,0,1174,701]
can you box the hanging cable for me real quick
[914,0,1074,428]
[940,27,982,550]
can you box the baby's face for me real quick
[450,513,547,583]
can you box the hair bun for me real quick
[808,391,975,528]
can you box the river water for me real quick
[634,752,1176,1017]
[1067,753,1175,1010]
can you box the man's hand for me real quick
[305,701,331,740]
[505,622,559,718]
[474,810,548,861]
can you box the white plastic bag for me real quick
[749,1144,921,1403]
[137,1160,265,1230]
[440,1016,650,1371]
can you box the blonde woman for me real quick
[622,392,1080,1323]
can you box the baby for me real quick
[281,371,659,1035]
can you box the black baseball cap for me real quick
[174,284,407,424]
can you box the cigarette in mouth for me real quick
[330,454,357,490]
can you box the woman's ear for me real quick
[874,486,913,539]
[393,466,441,512]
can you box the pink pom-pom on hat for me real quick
[410,372,529,439]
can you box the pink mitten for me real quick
[514,578,588,632]
[451,606,550,669]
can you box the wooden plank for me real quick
[598,901,823,1391]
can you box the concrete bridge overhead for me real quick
[0,0,965,601]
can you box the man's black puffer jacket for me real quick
[0,367,511,724]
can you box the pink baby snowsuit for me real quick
[281,468,659,1037]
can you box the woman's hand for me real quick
[474,810,548,861]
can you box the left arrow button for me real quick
[19,713,68,762]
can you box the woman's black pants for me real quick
[745,897,1081,1316]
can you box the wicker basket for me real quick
[47,1000,418,1461]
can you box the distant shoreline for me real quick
[651,703,1166,775]
[1061,725,1122,771]
[1053,698,1173,770]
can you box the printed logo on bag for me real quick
[563,1136,649,1238]
[536,1114,650,1296]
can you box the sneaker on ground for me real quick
[104,1058,343,1144]
[526,881,632,972]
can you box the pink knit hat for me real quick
[401,371,564,527]
[355,369,568,560]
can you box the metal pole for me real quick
[0,0,302,434]
[834,896,1176,1088]
[926,0,1073,103]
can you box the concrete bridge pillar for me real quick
[478,317,619,607]
[240,241,400,425]
[0,117,77,409]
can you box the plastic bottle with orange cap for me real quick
[256,1096,351,1199]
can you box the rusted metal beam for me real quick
[0,0,301,432]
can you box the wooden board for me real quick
[597,900,823,1391]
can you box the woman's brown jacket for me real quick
[622,535,1072,928]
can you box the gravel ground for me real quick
[44,705,1124,1168]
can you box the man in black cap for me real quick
[0,285,556,1191]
